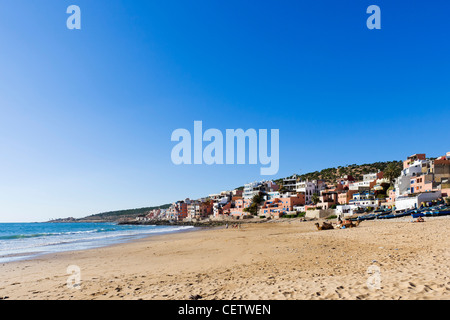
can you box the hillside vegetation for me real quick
[80,204,172,222]
[49,204,172,223]
[275,160,403,185]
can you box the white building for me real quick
[295,180,323,204]
[396,159,430,196]
[283,175,298,192]
[349,180,372,190]
[363,172,378,182]
[395,191,441,211]
[243,180,278,199]
[293,205,306,212]
[336,191,381,218]
[349,172,380,191]
[213,195,231,216]
[348,192,380,208]
[243,181,264,199]
[266,191,280,200]
[335,205,354,218]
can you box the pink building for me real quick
[440,188,450,198]
[316,191,338,210]
[403,154,426,169]
[230,197,252,216]
[188,200,213,219]
[167,200,189,220]
[410,174,435,194]
[259,194,305,218]
[386,188,396,203]
[338,190,358,205]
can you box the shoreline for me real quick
[0,220,264,266]
[1,217,449,300]
[0,223,204,265]
[2,224,208,266]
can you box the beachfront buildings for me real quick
[295,179,325,204]
[395,191,443,211]
[187,200,213,220]
[316,191,338,210]
[289,154,449,217]
[243,181,264,199]
[349,172,383,191]
[394,153,450,197]
[410,174,436,194]
[336,175,355,187]
[337,189,358,205]
[432,153,450,184]
[349,191,381,208]
[259,194,305,218]
[208,190,237,217]
[386,188,396,204]
[395,154,431,197]
[145,208,168,220]
[338,152,450,216]
[385,152,450,211]
[154,152,450,222]
[223,180,281,217]
[166,199,191,221]
[243,180,278,199]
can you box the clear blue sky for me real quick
[0,1,449,222]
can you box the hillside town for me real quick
[136,152,450,223]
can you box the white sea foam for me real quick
[0,223,194,263]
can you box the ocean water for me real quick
[0,222,193,263]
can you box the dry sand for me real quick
[1,216,449,300]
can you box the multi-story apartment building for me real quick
[395,154,431,196]
[316,191,339,210]
[410,174,436,194]
[349,172,383,191]
[230,197,252,216]
[243,180,278,199]
[259,194,305,218]
[295,180,324,204]
[212,191,233,217]
[166,199,190,221]
[403,154,426,170]
[282,175,298,192]
[431,153,450,183]
[348,191,380,208]
[187,200,213,220]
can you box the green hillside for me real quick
[275,160,403,185]
[79,204,172,222]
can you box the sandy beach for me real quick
[1,217,449,300]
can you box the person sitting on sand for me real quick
[413,216,425,223]
[340,220,361,229]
